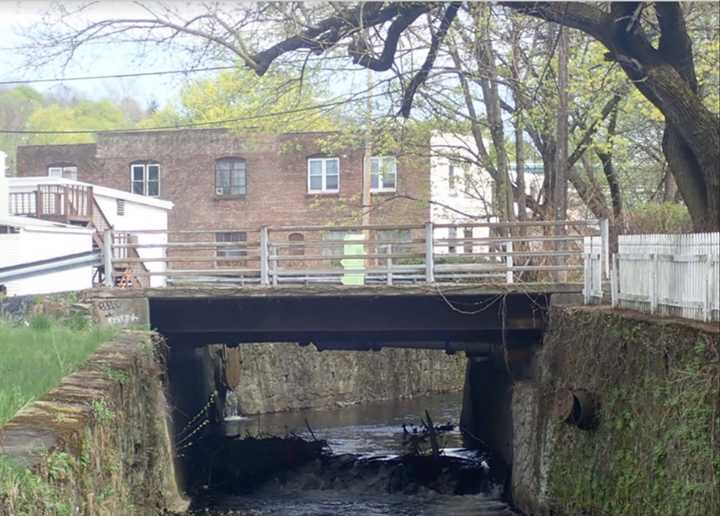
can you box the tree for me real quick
[139,67,338,133]
[27,99,130,145]
[29,1,719,229]
[241,2,719,230]
[0,86,45,174]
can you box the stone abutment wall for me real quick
[211,343,467,415]
[511,306,719,515]
[0,332,187,515]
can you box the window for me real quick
[288,233,305,256]
[448,163,457,196]
[448,227,457,254]
[0,225,20,234]
[216,231,247,267]
[464,169,474,196]
[215,158,247,196]
[116,199,125,216]
[130,162,160,196]
[48,165,77,180]
[463,228,474,254]
[308,157,340,193]
[371,156,397,192]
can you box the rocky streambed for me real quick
[185,393,517,515]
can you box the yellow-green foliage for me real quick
[140,66,339,133]
[26,100,131,144]
[625,202,693,234]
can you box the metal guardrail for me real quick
[103,219,608,288]
[0,250,101,283]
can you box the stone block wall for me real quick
[511,306,719,515]
[213,343,466,415]
[0,332,187,515]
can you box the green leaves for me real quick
[140,66,340,134]
[26,100,129,145]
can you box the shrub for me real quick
[624,202,693,234]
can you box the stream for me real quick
[192,392,517,515]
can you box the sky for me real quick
[0,1,405,123]
[0,1,218,108]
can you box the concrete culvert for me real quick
[554,388,599,430]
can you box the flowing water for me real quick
[195,392,517,515]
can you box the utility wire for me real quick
[0,87,397,135]
[0,65,237,86]
[0,51,373,86]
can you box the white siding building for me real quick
[1,151,95,296]
[0,217,95,296]
[430,133,544,254]
[3,167,173,291]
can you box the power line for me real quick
[0,88,397,135]
[0,52,373,87]
[0,65,237,86]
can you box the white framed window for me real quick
[370,156,397,192]
[448,162,459,196]
[307,157,340,193]
[130,162,160,197]
[48,165,77,180]
[215,158,247,196]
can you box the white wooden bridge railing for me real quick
[610,232,719,323]
[102,219,608,289]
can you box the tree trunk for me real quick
[595,104,623,227]
[474,7,514,222]
[554,25,569,222]
[502,2,720,231]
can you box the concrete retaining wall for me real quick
[511,307,719,515]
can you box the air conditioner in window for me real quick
[216,187,226,196]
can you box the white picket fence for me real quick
[583,235,605,304]
[610,233,719,322]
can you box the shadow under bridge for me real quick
[147,284,574,355]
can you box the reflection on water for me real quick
[227,391,464,456]
[199,392,517,516]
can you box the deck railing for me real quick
[104,219,607,288]
[8,184,93,222]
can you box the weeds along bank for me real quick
[0,316,115,426]
[0,331,187,515]
[512,306,720,515]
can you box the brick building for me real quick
[16,128,430,232]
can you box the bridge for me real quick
[85,218,610,471]
[94,219,608,355]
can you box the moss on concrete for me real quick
[513,307,719,515]
[0,332,188,515]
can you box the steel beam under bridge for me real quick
[134,284,581,350]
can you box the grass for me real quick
[0,317,116,426]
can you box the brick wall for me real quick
[16,129,430,231]
[16,143,99,178]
